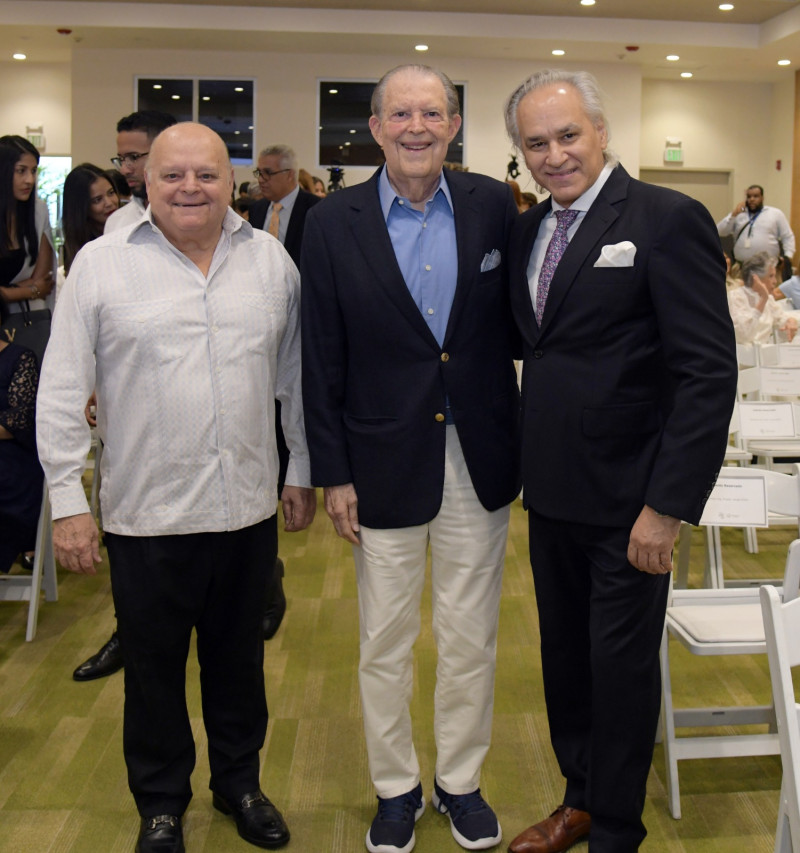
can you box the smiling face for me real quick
[368,68,461,202]
[87,176,119,227]
[145,123,234,251]
[516,82,608,208]
[13,153,38,202]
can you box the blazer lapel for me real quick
[513,202,550,348]
[444,172,482,344]
[538,166,628,335]
[346,170,440,348]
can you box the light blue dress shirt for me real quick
[378,166,457,348]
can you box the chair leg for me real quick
[660,627,682,819]
[776,780,792,852]
[675,522,691,590]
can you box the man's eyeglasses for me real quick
[253,168,290,180]
[111,152,150,169]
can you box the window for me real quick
[318,80,465,169]
[136,78,255,165]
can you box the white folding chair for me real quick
[761,581,800,853]
[660,472,800,819]
[0,484,58,641]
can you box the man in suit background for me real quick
[502,70,738,853]
[250,144,322,639]
[301,65,520,853]
[249,145,321,264]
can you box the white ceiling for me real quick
[2,0,800,82]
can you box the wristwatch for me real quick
[29,284,40,299]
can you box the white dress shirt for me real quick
[527,164,614,308]
[37,207,310,536]
[104,196,146,234]
[716,205,796,263]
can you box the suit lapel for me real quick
[444,172,482,345]
[538,166,628,335]
[513,202,550,348]
[346,170,440,348]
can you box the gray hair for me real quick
[504,69,618,167]
[741,251,777,287]
[258,144,297,173]
[371,65,460,120]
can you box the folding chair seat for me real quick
[761,582,800,852]
[0,484,58,640]
[660,473,800,819]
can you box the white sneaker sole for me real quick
[365,799,426,853]
[432,790,502,850]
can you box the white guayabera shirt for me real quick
[37,207,310,536]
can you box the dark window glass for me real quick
[319,81,465,169]
[136,78,255,165]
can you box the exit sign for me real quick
[664,148,683,163]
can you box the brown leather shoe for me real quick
[507,805,590,853]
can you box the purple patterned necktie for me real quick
[536,208,580,325]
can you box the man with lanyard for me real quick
[717,184,795,264]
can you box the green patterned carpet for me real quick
[0,497,789,852]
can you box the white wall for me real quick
[641,78,795,215]
[69,48,643,189]
[0,61,71,154]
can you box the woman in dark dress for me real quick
[0,293,43,573]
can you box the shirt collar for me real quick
[270,183,300,210]
[550,162,615,215]
[377,165,454,220]
[133,204,249,243]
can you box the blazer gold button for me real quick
[441,352,450,362]
[435,413,445,422]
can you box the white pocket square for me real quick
[481,249,501,272]
[593,241,637,268]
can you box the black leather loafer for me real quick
[262,557,287,641]
[72,632,124,681]
[136,814,184,853]
[212,790,290,849]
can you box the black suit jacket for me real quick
[249,188,321,264]
[509,165,737,527]
[301,168,521,529]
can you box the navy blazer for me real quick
[249,188,321,264]
[301,168,521,529]
[509,165,738,527]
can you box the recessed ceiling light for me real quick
[12,53,26,60]
[153,84,162,90]
[349,129,356,134]
[719,3,734,10]
[552,49,565,56]
[778,59,792,66]
[171,95,180,100]
[681,72,693,78]
[202,96,210,101]
[329,89,338,94]
[580,0,596,5]
[415,44,428,52]
[234,87,243,92]
[666,55,680,61]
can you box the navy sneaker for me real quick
[432,779,502,850]
[366,782,425,853]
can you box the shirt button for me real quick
[435,413,445,422]
[441,352,449,362]
[220,408,226,415]
[211,325,219,333]
[423,222,427,229]
[216,366,222,374]
[398,200,405,205]
[427,308,434,315]
[425,264,432,271]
